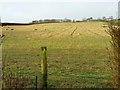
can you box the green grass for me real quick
[2,21,112,88]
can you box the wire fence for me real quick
[2,73,42,89]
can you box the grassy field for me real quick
[2,21,112,88]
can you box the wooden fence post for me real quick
[35,76,37,90]
[41,47,47,89]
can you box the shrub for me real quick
[108,20,120,88]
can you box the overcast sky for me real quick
[0,0,119,23]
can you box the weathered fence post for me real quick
[35,76,37,90]
[41,47,47,89]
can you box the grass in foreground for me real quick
[2,21,112,88]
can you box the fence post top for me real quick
[41,47,47,50]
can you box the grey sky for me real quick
[0,1,118,23]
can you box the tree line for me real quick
[31,16,114,24]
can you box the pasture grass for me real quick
[2,21,112,88]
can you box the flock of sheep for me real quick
[0,26,15,38]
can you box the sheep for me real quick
[34,29,37,31]
[1,34,5,38]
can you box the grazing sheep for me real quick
[1,34,5,38]
[34,29,37,31]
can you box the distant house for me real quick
[106,16,113,21]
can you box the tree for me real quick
[89,17,93,20]
[32,20,39,24]
[73,19,76,22]
[102,16,107,21]
[63,18,72,22]
[39,20,44,23]
[44,19,51,23]
[51,19,57,23]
